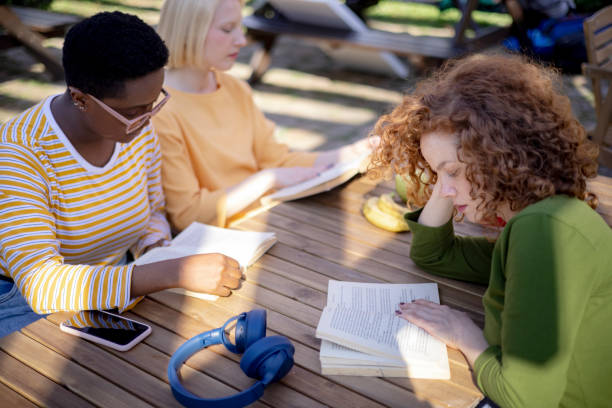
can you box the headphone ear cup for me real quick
[242,309,267,351]
[240,336,294,384]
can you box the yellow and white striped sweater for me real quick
[0,96,171,314]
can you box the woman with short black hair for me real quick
[0,11,241,338]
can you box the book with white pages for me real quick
[260,151,370,206]
[319,340,450,378]
[315,280,450,379]
[133,222,277,301]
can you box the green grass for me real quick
[47,0,512,29]
[365,0,512,29]
[49,0,163,23]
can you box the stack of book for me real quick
[315,280,451,378]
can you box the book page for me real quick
[133,246,192,265]
[320,340,405,367]
[316,281,448,366]
[326,280,440,310]
[133,222,276,302]
[320,361,450,379]
[261,152,369,205]
[135,222,276,268]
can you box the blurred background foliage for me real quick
[10,0,607,28]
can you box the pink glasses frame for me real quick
[73,87,170,134]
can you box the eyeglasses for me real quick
[76,88,170,134]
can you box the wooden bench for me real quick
[0,6,80,80]
[244,0,513,84]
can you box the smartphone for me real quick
[60,310,151,351]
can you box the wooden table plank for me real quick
[10,6,80,34]
[251,209,487,298]
[0,349,91,408]
[0,380,38,408]
[25,316,208,408]
[0,6,63,79]
[251,209,481,293]
[245,265,328,308]
[239,217,486,323]
[273,200,414,255]
[250,254,332,292]
[0,330,150,408]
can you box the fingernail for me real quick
[395,310,401,315]
[399,302,405,305]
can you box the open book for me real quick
[315,280,450,379]
[260,151,370,206]
[134,222,277,300]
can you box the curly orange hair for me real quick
[369,54,599,225]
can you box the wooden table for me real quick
[0,6,80,81]
[1,175,610,408]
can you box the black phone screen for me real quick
[62,310,150,346]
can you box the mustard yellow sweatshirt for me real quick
[152,71,316,229]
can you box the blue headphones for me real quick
[167,309,295,407]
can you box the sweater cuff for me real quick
[474,345,500,393]
[404,207,424,222]
[405,210,455,256]
[118,264,142,313]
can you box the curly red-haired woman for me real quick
[370,54,612,408]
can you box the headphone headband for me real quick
[168,310,294,408]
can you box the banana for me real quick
[362,197,410,232]
[377,193,411,218]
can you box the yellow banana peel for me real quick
[377,193,411,218]
[362,196,410,232]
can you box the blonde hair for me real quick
[157,0,221,69]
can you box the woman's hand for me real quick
[131,253,242,298]
[397,299,489,366]
[177,253,242,296]
[343,135,380,161]
[417,179,454,227]
[313,135,380,168]
[265,166,323,189]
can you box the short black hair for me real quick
[63,11,168,99]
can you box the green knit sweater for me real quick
[405,195,612,408]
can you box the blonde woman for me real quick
[154,0,376,230]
